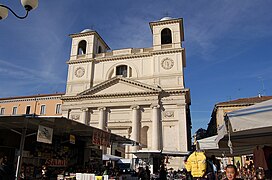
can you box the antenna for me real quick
[90,24,95,30]
[163,11,170,17]
[258,77,266,96]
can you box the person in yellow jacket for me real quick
[185,151,207,178]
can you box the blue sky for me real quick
[1,0,272,134]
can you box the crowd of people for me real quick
[0,152,271,180]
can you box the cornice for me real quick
[66,58,94,65]
[66,48,184,64]
[78,76,161,96]
[62,91,160,102]
[164,88,189,94]
[69,31,97,38]
[151,48,183,55]
[69,31,110,50]
[216,104,254,108]
[0,96,62,104]
[149,18,183,29]
[62,88,189,102]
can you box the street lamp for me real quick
[0,0,38,20]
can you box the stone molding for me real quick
[98,107,106,111]
[66,48,184,64]
[71,114,80,120]
[161,58,174,70]
[75,67,85,78]
[81,107,89,111]
[77,76,162,96]
[61,89,189,102]
[0,96,62,104]
[131,105,140,110]
[149,18,183,29]
[62,91,160,101]
[163,111,174,118]
[69,31,110,50]
[150,104,160,109]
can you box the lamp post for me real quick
[0,0,38,20]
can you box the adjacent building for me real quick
[207,95,272,137]
[0,93,64,117]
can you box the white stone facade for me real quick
[62,17,191,170]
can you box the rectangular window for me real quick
[55,104,61,114]
[40,105,46,115]
[26,106,31,114]
[0,108,5,115]
[12,107,18,115]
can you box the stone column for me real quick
[98,107,106,130]
[98,107,107,153]
[151,104,161,150]
[131,105,140,152]
[81,107,89,125]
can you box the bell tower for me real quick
[65,29,110,96]
[149,17,184,50]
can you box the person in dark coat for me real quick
[159,164,167,180]
[145,166,151,180]
[138,167,147,180]
[0,154,15,180]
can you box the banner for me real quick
[92,129,111,147]
[45,159,67,167]
[70,134,76,144]
[37,125,53,144]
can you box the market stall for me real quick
[216,99,272,154]
[0,115,137,179]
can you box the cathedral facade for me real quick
[62,17,191,170]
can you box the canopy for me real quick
[216,99,272,155]
[198,135,219,150]
[102,154,122,161]
[197,135,260,156]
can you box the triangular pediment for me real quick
[78,76,161,97]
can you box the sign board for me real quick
[92,129,111,147]
[70,134,76,144]
[45,159,67,167]
[37,125,53,144]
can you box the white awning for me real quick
[216,99,272,155]
[102,154,122,161]
[117,158,131,164]
[198,135,219,150]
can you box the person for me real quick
[224,164,242,180]
[41,164,50,180]
[138,167,147,180]
[255,167,265,180]
[236,161,240,170]
[159,164,167,180]
[0,154,6,179]
[145,166,151,180]
[211,155,221,172]
[0,154,15,180]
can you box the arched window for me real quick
[77,40,87,55]
[161,28,172,44]
[116,65,127,77]
[98,46,102,53]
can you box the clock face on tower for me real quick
[161,58,174,70]
[75,67,85,78]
